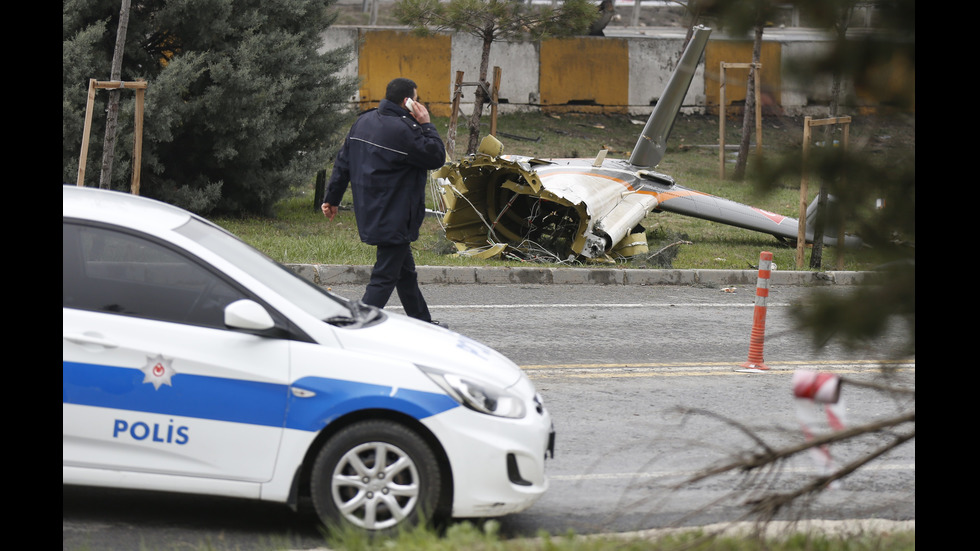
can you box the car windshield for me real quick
[175,217,351,321]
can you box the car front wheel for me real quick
[311,420,443,533]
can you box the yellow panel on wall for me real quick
[539,37,629,114]
[704,40,781,113]
[357,30,452,117]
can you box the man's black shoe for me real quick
[430,320,449,330]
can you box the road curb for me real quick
[286,264,875,287]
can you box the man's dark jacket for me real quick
[324,99,446,245]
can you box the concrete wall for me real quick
[451,34,540,114]
[320,26,856,117]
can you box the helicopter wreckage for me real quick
[431,26,861,263]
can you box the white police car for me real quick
[63,186,554,532]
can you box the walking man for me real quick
[321,78,447,323]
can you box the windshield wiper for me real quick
[326,300,383,327]
[325,315,359,327]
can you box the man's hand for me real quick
[408,100,431,124]
[322,202,339,220]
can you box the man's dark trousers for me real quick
[362,242,432,322]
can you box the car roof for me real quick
[63,185,193,232]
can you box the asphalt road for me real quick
[367,282,916,534]
[63,283,915,550]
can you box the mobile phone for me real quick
[405,98,416,111]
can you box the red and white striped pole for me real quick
[792,370,846,484]
[736,251,772,373]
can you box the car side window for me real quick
[63,221,249,329]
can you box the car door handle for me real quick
[63,332,119,349]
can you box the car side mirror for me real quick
[224,299,275,331]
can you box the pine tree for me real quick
[63,0,357,214]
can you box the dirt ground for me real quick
[671,111,916,156]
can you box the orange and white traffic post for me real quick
[735,251,772,373]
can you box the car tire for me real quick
[311,420,443,534]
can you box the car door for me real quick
[63,221,291,483]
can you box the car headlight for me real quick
[418,365,526,419]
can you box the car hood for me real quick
[331,313,525,389]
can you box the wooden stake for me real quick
[719,62,726,179]
[446,71,464,160]
[490,66,501,137]
[798,115,852,268]
[798,116,812,268]
[76,79,148,194]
